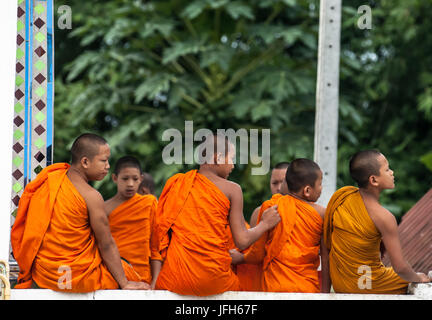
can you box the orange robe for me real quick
[227,223,262,291]
[154,170,240,296]
[323,186,408,294]
[244,194,323,293]
[11,163,141,292]
[108,193,158,284]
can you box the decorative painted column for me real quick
[10,0,54,264]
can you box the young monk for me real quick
[324,150,430,294]
[231,158,330,293]
[104,156,158,284]
[230,162,290,292]
[11,133,149,292]
[151,133,281,296]
[249,162,290,228]
[138,172,156,196]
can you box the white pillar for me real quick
[0,2,18,262]
[314,0,341,207]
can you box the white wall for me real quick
[0,0,17,262]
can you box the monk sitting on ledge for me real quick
[231,158,330,293]
[11,133,149,292]
[151,133,281,296]
[105,156,158,285]
[324,150,431,294]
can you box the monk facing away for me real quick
[324,150,431,294]
[11,133,149,292]
[231,162,290,292]
[104,156,158,284]
[231,158,330,293]
[151,134,281,296]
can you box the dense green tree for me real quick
[53,0,431,221]
[338,0,432,218]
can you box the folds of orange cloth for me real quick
[323,186,408,294]
[11,163,141,292]
[154,170,240,296]
[244,194,323,293]
[109,193,158,284]
[227,222,262,291]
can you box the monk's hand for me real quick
[229,249,244,265]
[417,272,431,283]
[121,281,151,290]
[261,205,281,230]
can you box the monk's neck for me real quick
[286,191,311,204]
[68,165,89,183]
[359,187,381,202]
[198,166,220,179]
[112,192,134,204]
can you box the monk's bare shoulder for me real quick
[68,175,104,209]
[364,200,397,234]
[104,197,116,216]
[250,206,261,227]
[310,203,326,219]
[210,176,242,201]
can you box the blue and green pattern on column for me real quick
[11,0,54,226]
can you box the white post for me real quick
[314,0,342,207]
[0,2,18,262]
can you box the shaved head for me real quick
[349,150,382,188]
[285,158,321,193]
[71,133,108,164]
[273,162,290,170]
[197,133,233,164]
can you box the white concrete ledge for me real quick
[408,282,432,299]
[10,285,431,300]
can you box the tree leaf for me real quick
[135,73,172,103]
[225,2,255,20]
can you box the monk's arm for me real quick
[87,190,147,289]
[320,237,331,293]
[249,206,261,228]
[149,198,163,289]
[375,209,429,283]
[150,260,162,289]
[229,183,280,251]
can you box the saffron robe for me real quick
[227,222,262,291]
[244,194,323,293]
[11,163,141,292]
[108,193,158,283]
[154,170,240,296]
[323,186,408,294]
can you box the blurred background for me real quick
[53,0,432,221]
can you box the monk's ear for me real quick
[303,185,311,198]
[112,173,118,183]
[369,175,379,187]
[81,156,90,169]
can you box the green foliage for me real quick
[54,0,432,221]
[337,0,432,219]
